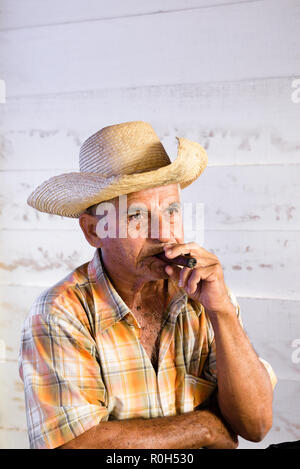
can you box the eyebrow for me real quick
[127,201,181,213]
[127,204,148,214]
[167,202,181,209]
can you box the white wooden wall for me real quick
[0,0,300,449]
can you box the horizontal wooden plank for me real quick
[0,229,95,286]
[0,229,299,299]
[205,230,300,300]
[1,1,299,96]
[182,164,300,230]
[0,429,28,449]
[0,78,300,169]
[0,362,27,433]
[0,0,258,30]
[238,297,300,382]
[0,169,80,230]
[1,164,300,230]
[0,285,46,362]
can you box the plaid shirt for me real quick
[19,248,276,449]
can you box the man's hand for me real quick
[163,242,234,315]
[198,392,238,450]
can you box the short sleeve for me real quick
[201,287,277,390]
[258,357,277,390]
[19,296,109,449]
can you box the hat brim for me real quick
[27,137,208,218]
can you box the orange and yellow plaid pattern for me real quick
[19,248,276,449]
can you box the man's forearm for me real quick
[208,307,273,442]
[59,408,238,449]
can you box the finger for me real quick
[187,264,219,294]
[164,264,182,283]
[164,242,218,263]
[186,268,202,295]
[179,267,193,288]
[164,242,196,259]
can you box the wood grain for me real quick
[0,362,27,434]
[1,164,299,230]
[1,0,299,449]
[1,77,299,170]
[0,0,262,30]
[1,1,299,96]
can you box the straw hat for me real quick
[27,121,208,218]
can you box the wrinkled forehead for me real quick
[125,183,181,206]
[87,183,181,214]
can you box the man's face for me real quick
[97,184,184,281]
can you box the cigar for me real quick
[155,252,197,269]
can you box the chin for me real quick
[149,265,169,280]
[150,270,169,280]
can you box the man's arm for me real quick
[163,242,275,443]
[58,406,238,449]
[208,306,273,442]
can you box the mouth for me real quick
[153,251,170,262]
[151,251,197,269]
[150,251,174,266]
[139,251,168,266]
[139,251,171,274]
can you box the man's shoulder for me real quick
[25,259,91,325]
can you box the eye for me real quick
[128,211,144,221]
[166,206,181,216]
[129,213,141,220]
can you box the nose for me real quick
[149,210,176,244]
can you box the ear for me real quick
[79,212,102,248]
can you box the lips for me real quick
[153,251,197,269]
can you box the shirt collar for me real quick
[87,248,189,333]
[87,248,131,332]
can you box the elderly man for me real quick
[19,121,276,449]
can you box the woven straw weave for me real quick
[27,121,208,218]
